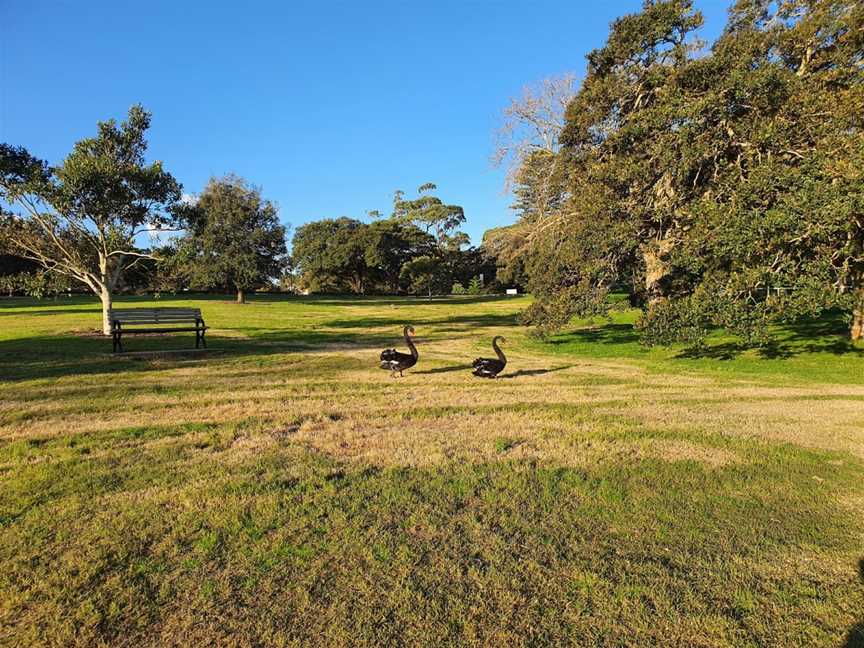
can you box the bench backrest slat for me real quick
[109,308,203,324]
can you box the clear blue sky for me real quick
[1,0,730,246]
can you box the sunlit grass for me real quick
[0,294,862,646]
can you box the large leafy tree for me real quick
[0,106,183,333]
[291,217,371,294]
[362,219,435,291]
[641,0,864,343]
[508,0,864,343]
[181,175,288,303]
[399,255,441,298]
[517,0,704,331]
[291,217,436,294]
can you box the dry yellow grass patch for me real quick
[2,341,862,470]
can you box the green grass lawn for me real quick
[1,294,862,647]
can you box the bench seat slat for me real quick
[111,312,200,315]
[114,327,205,333]
[111,310,201,315]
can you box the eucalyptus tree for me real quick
[0,105,183,334]
[382,183,466,248]
[367,183,470,294]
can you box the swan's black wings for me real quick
[381,349,417,370]
[472,357,505,378]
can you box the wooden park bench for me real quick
[110,308,207,353]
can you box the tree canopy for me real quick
[379,183,467,250]
[0,105,183,333]
[180,175,289,303]
[290,205,494,296]
[291,217,437,294]
[494,0,864,342]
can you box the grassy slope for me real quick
[0,294,862,647]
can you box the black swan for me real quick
[380,325,418,377]
[472,336,506,378]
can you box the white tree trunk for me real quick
[100,286,113,336]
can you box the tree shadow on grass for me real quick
[676,343,747,361]
[545,314,862,362]
[0,308,103,317]
[254,294,517,307]
[844,558,864,648]
[546,323,640,347]
[677,318,864,361]
[0,328,396,382]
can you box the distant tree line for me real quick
[291,184,496,296]
[484,0,864,342]
[0,110,496,334]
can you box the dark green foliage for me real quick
[291,217,437,294]
[0,253,39,276]
[399,255,440,297]
[500,0,864,344]
[181,175,288,303]
[363,219,437,291]
[292,217,375,294]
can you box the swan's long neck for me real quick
[492,337,506,363]
[404,327,418,358]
